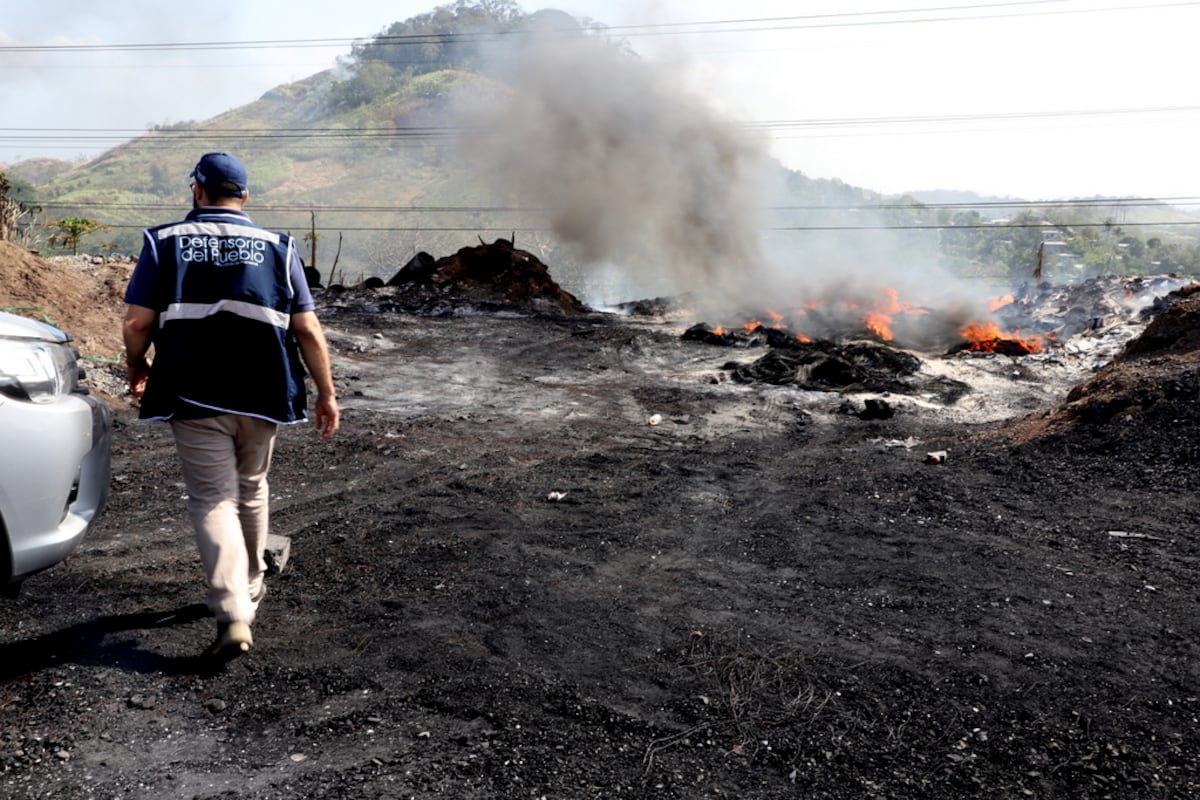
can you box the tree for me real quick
[148,163,174,196]
[330,59,397,109]
[49,217,110,255]
[303,210,320,272]
[344,0,527,82]
[0,173,19,241]
[0,171,37,243]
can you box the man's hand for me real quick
[293,311,340,440]
[313,393,340,439]
[122,304,157,401]
[126,358,150,400]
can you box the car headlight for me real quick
[0,337,80,403]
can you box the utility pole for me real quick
[307,210,318,271]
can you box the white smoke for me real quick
[454,28,775,312]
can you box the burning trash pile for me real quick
[990,274,1190,344]
[678,287,1041,397]
[325,238,588,317]
[679,285,1049,359]
[677,274,1197,404]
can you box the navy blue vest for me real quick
[138,210,308,424]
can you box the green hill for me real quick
[21,67,484,282]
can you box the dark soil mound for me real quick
[999,287,1200,462]
[1116,283,1200,360]
[362,238,587,316]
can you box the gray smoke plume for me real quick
[454,28,773,311]
[453,22,995,348]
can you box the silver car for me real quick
[0,311,111,596]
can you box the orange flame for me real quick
[878,287,903,314]
[989,294,1015,312]
[960,321,1044,354]
[878,287,930,316]
[961,321,1003,341]
[860,288,931,341]
[721,290,936,346]
[864,311,894,341]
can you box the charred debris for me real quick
[323,238,588,317]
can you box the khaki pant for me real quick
[171,415,277,624]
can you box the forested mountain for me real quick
[3,0,1199,302]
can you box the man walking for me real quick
[122,152,339,660]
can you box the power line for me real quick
[609,0,1200,37]
[79,220,1200,234]
[27,198,1200,214]
[0,127,459,140]
[0,37,360,54]
[2,100,1196,150]
[587,0,1068,31]
[769,220,1200,231]
[751,106,1200,131]
[2,1,1195,53]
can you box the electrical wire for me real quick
[77,220,1200,234]
[2,99,1197,149]
[25,198,1200,214]
[1,1,1196,53]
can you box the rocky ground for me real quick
[2,242,1200,798]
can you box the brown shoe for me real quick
[204,621,253,661]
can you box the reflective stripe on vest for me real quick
[155,220,282,245]
[161,300,290,330]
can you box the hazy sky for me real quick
[1,0,1197,200]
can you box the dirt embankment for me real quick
[0,241,132,363]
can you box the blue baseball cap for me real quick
[190,152,248,197]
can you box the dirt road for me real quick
[2,305,1198,799]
